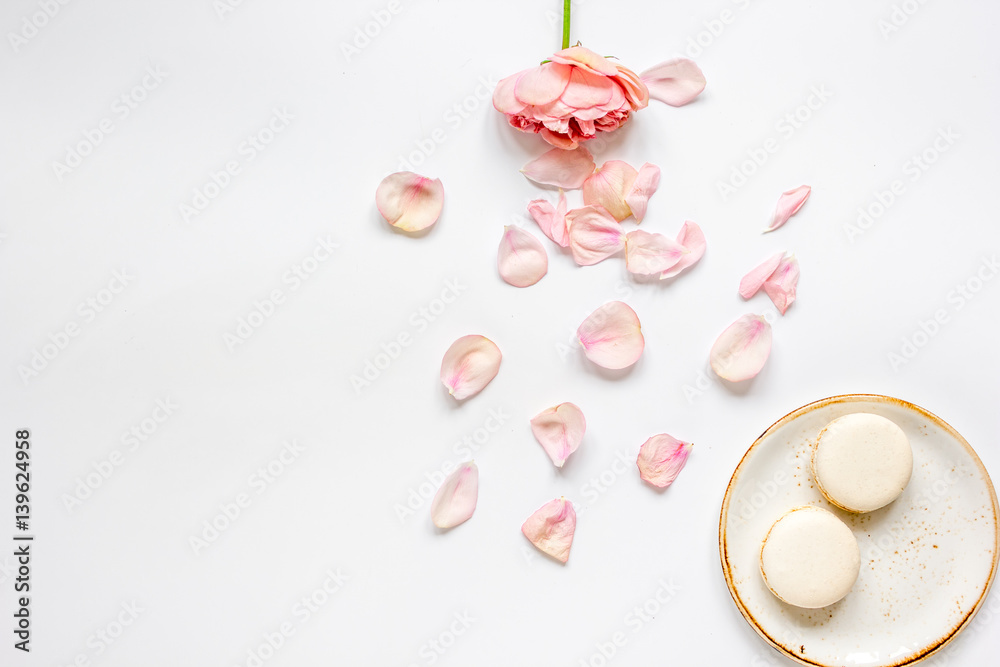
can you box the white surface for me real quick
[722,396,998,667]
[2,0,999,665]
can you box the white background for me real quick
[1,0,998,665]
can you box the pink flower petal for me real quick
[624,163,661,223]
[498,226,548,288]
[430,462,478,529]
[521,146,596,189]
[660,220,706,279]
[710,314,772,382]
[577,301,644,370]
[738,252,784,299]
[375,172,444,232]
[566,205,626,265]
[440,335,502,400]
[521,498,577,563]
[530,403,586,468]
[549,45,619,76]
[514,62,572,106]
[637,435,693,488]
[560,67,615,109]
[762,254,799,314]
[582,161,638,222]
[625,229,686,276]
[493,72,526,114]
[764,185,811,233]
[640,58,707,107]
[527,192,569,247]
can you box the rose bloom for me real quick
[493,45,649,150]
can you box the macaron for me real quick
[812,413,912,513]
[760,506,861,609]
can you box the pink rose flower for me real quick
[493,45,649,150]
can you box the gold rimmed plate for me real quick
[719,395,998,667]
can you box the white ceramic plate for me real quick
[719,395,999,667]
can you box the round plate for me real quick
[719,395,999,667]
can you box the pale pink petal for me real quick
[521,498,577,563]
[440,335,502,400]
[375,172,444,232]
[576,301,644,370]
[539,128,579,150]
[527,192,569,247]
[530,403,586,468]
[624,163,661,223]
[738,252,784,299]
[582,161,638,221]
[762,254,799,314]
[640,58,707,107]
[660,220,706,279]
[498,226,548,288]
[549,45,619,76]
[710,314,772,382]
[514,62,572,106]
[493,72,527,114]
[521,146,596,189]
[625,229,686,276]
[637,435,693,488]
[566,206,626,265]
[430,462,478,529]
[560,67,615,109]
[764,185,811,233]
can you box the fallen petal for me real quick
[498,226,548,287]
[582,161,638,221]
[521,498,577,563]
[566,206,626,265]
[637,435,693,488]
[375,172,444,232]
[624,163,661,223]
[522,146,596,189]
[762,254,800,314]
[577,301,644,369]
[660,220,706,279]
[440,335,502,400]
[710,314,772,382]
[738,251,784,299]
[430,462,479,529]
[764,185,811,233]
[640,58,707,107]
[527,191,569,247]
[625,229,686,275]
[530,403,586,467]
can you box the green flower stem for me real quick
[561,0,571,50]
